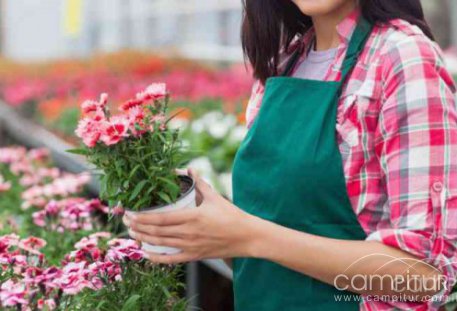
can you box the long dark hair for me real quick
[242,0,434,83]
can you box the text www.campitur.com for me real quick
[334,294,448,303]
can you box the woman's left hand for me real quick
[123,169,260,264]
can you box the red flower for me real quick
[136,83,167,101]
[100,116,130,146]
[18,237,47,255]
[120,98,144,112]
[75,117,104,148]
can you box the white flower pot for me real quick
[131,175,196,255]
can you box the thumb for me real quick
[189,169,214,198]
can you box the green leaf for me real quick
[66,148,88,155]
[128,165,141,179]
[129,180,149,202]
[158,191,172,204]
[96,300,109,310]
[157,177,180,193]
[121,294,141,311]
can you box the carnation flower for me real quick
[27,148,50,162]
[0,234,20,248]
[100,116,130,146]
[18,237,47,255]
[81,93,108,114]
[56,262,92,295]
[75,117,104,147]
[136,83,167,101]
[106,239,144,262]
[0,174,11,192]
[37,298,57,310]
[120,98,144,112]
[0,280,27,307]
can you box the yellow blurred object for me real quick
[64,0,83,36]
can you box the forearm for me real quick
[243,216,443,299]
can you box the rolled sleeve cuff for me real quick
[365,229,457,309]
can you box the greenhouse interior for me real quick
[1,0,457,310]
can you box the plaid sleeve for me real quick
[245,80,265,129]
[366,34,457,307]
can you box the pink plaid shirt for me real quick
[246,10,457,311]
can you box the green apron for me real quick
[232,19,373,311]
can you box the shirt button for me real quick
[432,181,443,193]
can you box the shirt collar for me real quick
[335,7,361,44]
[287,7,361,54]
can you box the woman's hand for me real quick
[123,169,261,264]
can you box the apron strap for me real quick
[339,18,373,84]
[281,17,373,80]
[281,45,304,77]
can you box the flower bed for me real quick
[0,52,251,198]
[0,146,186,310]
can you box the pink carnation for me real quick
[120,98,144,112]
[27,148,50,162]
[56,262,92,295]
[0,174,11,192]
[75,117,104,147]
[37,298,57,310]
[136,83,167,101]
[100,116,130,146]
[0,280,27,307]
[18,237,47,255]
[81,93,108,114]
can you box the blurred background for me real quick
[0,1,456,310]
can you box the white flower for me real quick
[188,157,214,180]
[218,173,233,200]
[168,118,189,130]
[191,119,206,134]
[229,126,247,142]
[206,114,237,139]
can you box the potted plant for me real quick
[70,83,196,254]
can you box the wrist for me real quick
[238,213,276,259]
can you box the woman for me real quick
[124,0,457,310]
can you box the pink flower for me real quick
[56,262,92,295]
[0,147,27,164]
[89,232,112,240]
[81,100,99,114]
[44,200,60,215]
[81,93,108,113]
[106,239,144,262]
[70,246,102,262]
[18,237,47,254]
[27,148,50,162]
[100,116,130,146]
[0,175,11,192]
[44,298,57,310]
[0,280,27,307]
[32,210,46,227]
[120,98,144,112]
[35,267,62,289]
[0,234,20,248]
[89,261,122,283]
[136,83,167,101]
[112,205,125,216]
[75,117,103,148]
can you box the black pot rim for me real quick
[128,175,196,213]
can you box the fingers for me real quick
[144,251,197,265]
[127,222,186,238]
[129,230,185,249]
[189,169,213,196]
[175,168,188,176]
[125,208,197,226]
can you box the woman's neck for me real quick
[312,1,357,51]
